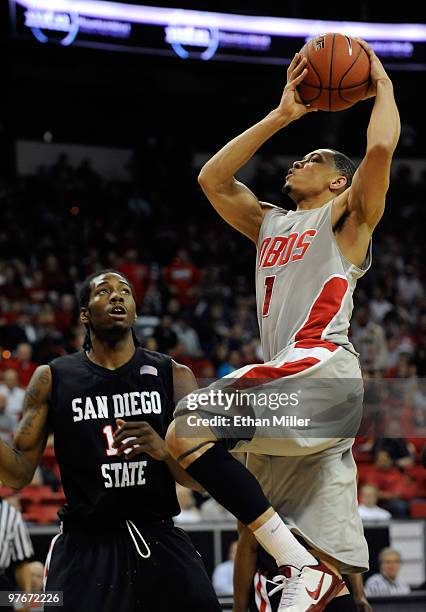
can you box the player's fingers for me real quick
[114,421,149,439]
[124,448,144,461]
[117,439,142,454]
[290,56,307,78]
[355,38,374,56]
[291,67,308,86]
[123,444,151,460]
[114,420,134,435]
[286,52,300,77]
[113,428,142,445]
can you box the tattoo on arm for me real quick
[17,367,51,439]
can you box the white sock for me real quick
[253,512,317,570]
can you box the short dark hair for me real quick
[329,150,357,187]
[78,269,138,351]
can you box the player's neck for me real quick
[87,333,136,370]
[294,190,332,211]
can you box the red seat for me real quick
[410,500,426,518]
[19,486,54,504]
[23,503,60,524]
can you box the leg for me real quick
[166,419,318,570]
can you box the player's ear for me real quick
[80,307,89,325]
[330,176,348,192]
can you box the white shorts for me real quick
[174,345,364,457]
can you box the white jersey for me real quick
[256,200,371,363]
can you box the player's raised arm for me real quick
[0,366,50,489]
[198,53,316,244]
[347,40,400,230]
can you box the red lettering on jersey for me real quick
[258,237,271,268]
[292,230,317,261]
[263,237,287,268]
[259,229,317,269]
[278,232,297,266]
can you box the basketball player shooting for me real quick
[166,39,400,611]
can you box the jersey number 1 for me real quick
[262,275,276,317]
[103,425,118,456]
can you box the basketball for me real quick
[298,33,371,112]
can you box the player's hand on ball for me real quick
[356,38,392,99]
[113,418,168,460]
[277,53,318,120]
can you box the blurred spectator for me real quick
[163,248,200,306]
[0,394,15,442]
[127,189,152,219]
[369,287,393,323]
[117,249,150,305]
[364,548,410,596]
[15,560,45,611]
[2,343,38,388]
[54,294,77,333]
[350,306,388,373]
[217,350,241,377]
[0,369,25,427]
[174,485,201,523]
[153,315,178,354]
[173,318,202,357]
[212,540,237,596]
[360,450,415,517]
[397,265,423,305]
[357,485,391,522]
[29,559,44,592]
[372,423,416,468]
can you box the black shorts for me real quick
[45,518,221,612]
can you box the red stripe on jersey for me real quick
[295,276,348,344]
[240,357,320,380]
[256,572,267,612]
[294,338,339,351]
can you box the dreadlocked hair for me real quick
[78,269,140,352]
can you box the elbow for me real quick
[197,168,217,192]
[197,169,207,186]
[366,142,395,159]
[14,468,34,489]
[4,460,35,490]
[3,475,31,490]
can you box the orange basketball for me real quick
[297,33,371,112]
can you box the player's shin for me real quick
[169,436,317,570]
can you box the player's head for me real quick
[79,270,138,351]
[282,149,356,202]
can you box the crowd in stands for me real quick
[0,152,425,524]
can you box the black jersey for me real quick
[48,348,180,525]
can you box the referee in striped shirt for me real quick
[0,494,34,609]
[364,547,411,596]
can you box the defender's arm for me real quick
[165,361,202,490]
[0,366,50,489]
[199,54,316,244]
